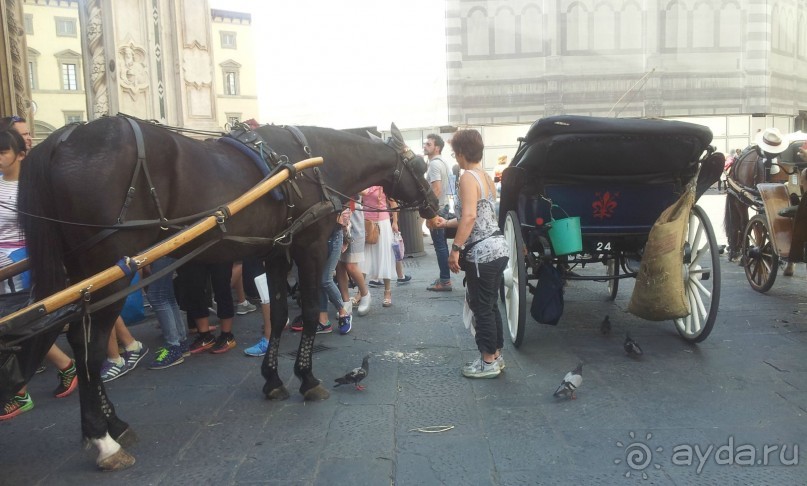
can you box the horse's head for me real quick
[372,124,439,219]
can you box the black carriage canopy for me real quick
[512,115,713,178]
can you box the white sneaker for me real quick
[462,356,501,379]
[357,293,371,316]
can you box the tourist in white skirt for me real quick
[361,186,397,307]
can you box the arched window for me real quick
[620,2,643,50]
[564,3,589,52]
[718,1,742,48]
[467,8,490,56]
[691,2,714,48]
[494,7,516,55]
[662,1,689,50]
[520,6,542,54]
[590,3,616,51]
[771,5,783,52]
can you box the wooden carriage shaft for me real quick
[0,157,323,326]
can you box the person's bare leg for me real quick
[231,262,246,303]
[113,317,135,349]
[107,322,121,361]
[219,317,233,334]
[260,303,272,339]
[46,344,72,370]
[396,260,405,279]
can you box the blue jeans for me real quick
[320,226,345,313]
[430,227,450,282]
[147,257,187,347]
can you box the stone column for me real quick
[0,0,32,121]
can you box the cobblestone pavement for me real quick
[1,191,805,484]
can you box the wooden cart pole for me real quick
[0,157,323,327]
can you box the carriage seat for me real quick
[758,183,794,258]
[513,115,712,181]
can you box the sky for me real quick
[208,0,448,130]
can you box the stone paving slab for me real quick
[2,195,806,484]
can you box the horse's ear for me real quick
[366,131,384,143]
[390,123,404,143]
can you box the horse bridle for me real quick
[386,137,435,214]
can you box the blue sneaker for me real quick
[101,359,130,383]
[179,340,190,357]
[148,345,184,370]
[122,342,149,371]
[244,337,270,357]
[338,314,352,335]
[368,280,384,287]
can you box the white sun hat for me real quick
[756,127,789,154]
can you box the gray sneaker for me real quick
[462,356,501,379]
[235,301,257,315]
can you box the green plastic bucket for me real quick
[547,215,582,256]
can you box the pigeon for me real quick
[624,332,643,357]
[553,362,583,400]
[334,354,370,390]
[600,315,611,335]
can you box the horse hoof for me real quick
[97,448,136,471]
[113,428,138,448]
[263,383,290,400]
[302,384,330,401]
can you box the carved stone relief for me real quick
[118,41,150,101]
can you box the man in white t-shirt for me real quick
[424,134,452,291]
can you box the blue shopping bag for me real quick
[120,273,145,325]
[8,248,31,291]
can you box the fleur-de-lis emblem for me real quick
[592,191,619,219]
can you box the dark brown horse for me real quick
[9,116,437,469]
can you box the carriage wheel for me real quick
[674,205,721,343]
[742,215,779,293]
[503,210,527,347]
[606,257,619,301]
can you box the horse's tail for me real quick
[18,131,69,300]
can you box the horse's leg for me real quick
[292,246,330,401]
[66,304,135,471]
[261,254,290,400]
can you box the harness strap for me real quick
[118,117,170,225]
[118,118,146,224]
[271,200,340,246]
[283,125,312,157]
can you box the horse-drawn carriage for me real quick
[725,130,807,292]
[498,115,723,347]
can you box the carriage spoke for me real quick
[690,274,712,298]
[690,246,709,268]
[690,281,707,319]
[688,289,702,334]
[689,218,704,254]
